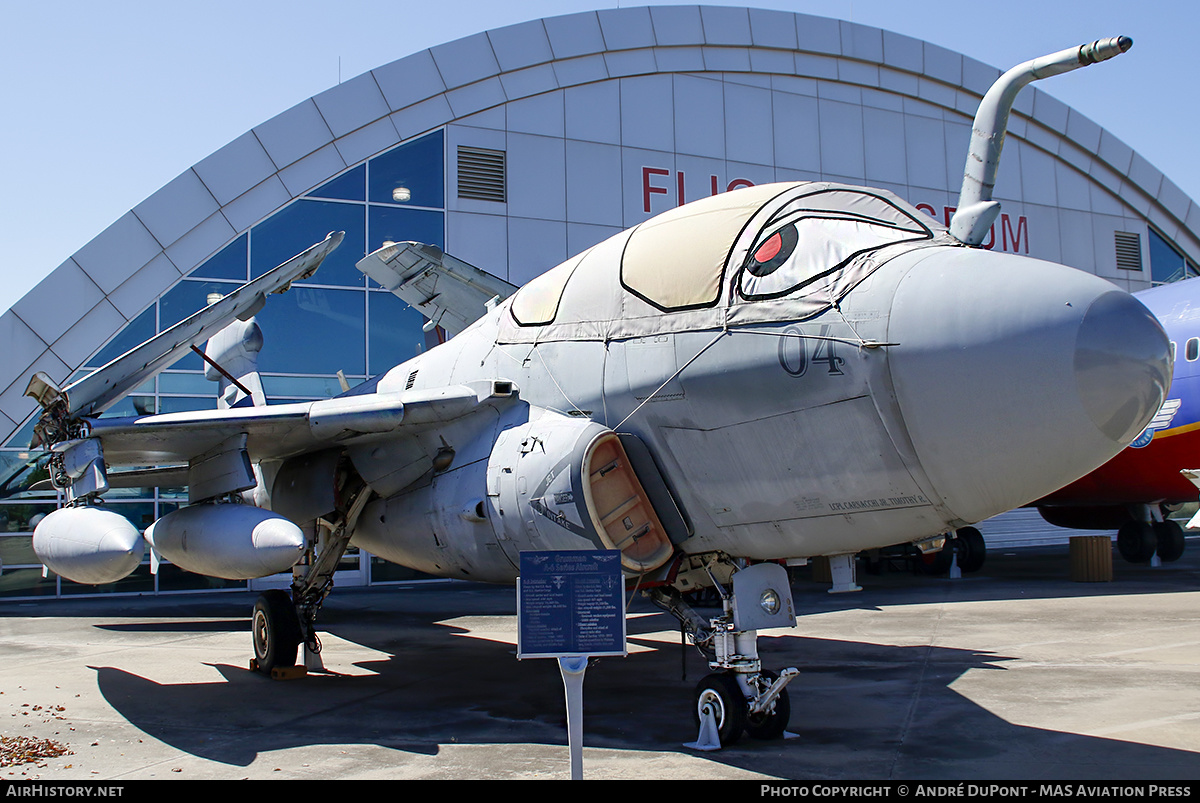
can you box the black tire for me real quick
[1154,520,1186,562]
[956,527,986,573]
[1117,521,1157,564]
[745,671,791,740]
[252,590,302,674]
[693,673,746,747]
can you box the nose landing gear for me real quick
[649,558,800,749]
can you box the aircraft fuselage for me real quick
[351,188,1171,583]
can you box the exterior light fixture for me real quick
[760,588,781,615]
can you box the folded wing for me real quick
[356,241,516,337]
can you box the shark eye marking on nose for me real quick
[747,225,798,277]
[734,188,933,303]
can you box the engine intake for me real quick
[354,408,685,581]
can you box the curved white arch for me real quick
[1,5,1196,442]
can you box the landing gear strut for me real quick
[648,558,799,749]
[745,669,792,739]
[251,474,373,677]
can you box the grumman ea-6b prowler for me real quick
[24,37,1171,746]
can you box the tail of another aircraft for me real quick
[202,312,267,409]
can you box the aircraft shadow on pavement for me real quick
[89,596,1200,778]
[97,619,247,634]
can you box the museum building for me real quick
[2,5,1198,598]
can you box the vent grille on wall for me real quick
[1114,231,1142,271]
[458,147,506,202]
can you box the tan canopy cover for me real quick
[498,181,951,344]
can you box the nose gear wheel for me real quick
[694,673,746,747]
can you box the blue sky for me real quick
[1,0,1194,315]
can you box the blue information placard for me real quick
[517,550,627,659]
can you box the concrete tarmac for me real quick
[1,542,1198,781]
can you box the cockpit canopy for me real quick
[500,181,946,343]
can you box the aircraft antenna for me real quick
[950,37,1132,246]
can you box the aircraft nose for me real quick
[1074,289,1172,443]
[886,249,1171,524]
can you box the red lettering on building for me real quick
[1002,213,1028,253]
[642,167,669,213]
[642,166,755,213]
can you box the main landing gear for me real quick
[647,558,799,749]
[251,589,303,674]
[250,579,331,678]
[1117,506,1186,564]
[251,477,373,677]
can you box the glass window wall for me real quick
[309,165,366,202]
[1150,228,1200,285]
[254,286,367,375]
[85,307,156,369]
[0,131,446,598]
[251,199,367,287]
[369,206,445,253]
[369,131,444,209]
[189,235,249,281]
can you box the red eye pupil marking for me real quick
[755,232,782,263]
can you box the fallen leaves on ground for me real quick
[0,735,73,767]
